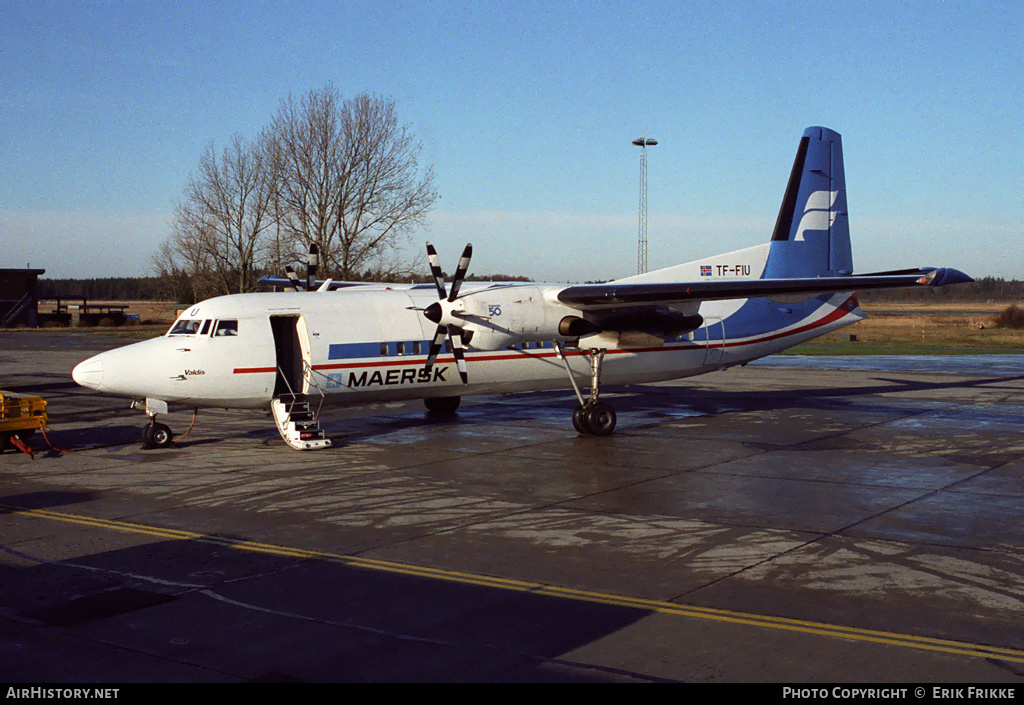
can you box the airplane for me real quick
[72,126,972,450]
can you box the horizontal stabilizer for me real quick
[257,275,367,291]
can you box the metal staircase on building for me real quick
[2,294,32,327]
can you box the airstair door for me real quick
[270,315,312,396]
[702,317,726,367]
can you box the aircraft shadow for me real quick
[0,523,666,682]
[315,372,1024,449]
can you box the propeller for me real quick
[284,266,303,291]
[421,242,472,384]
[283,243,320,291]
[306,242,319,291]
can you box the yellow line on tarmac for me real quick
[8,505,1024,664]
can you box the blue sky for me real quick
[1,0,1021,282]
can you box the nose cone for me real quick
[423,301,443,324]
[72,356,104,390]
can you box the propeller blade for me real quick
[447,324,469,384]
[307,242,319,291]
[447,243,473,302]
[419,242,474,383]
[424,324,447,370]
[426,242,447,300]
[284,266,304,291]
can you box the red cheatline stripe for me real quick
[720,294,855,349]
[232,297,858,374]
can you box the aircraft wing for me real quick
[556,267,972,309]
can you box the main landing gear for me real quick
[424,395,461,415]
[556,345,617,436]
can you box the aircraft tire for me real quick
[425,396,461,414]
[572,405,592,434]
[141,424,155,449]
[149,423,173,449]
[585,402,616,436]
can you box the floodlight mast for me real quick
[632,134,658,274]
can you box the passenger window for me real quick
[380,343,389,356]
[213,320,238,337]
[413,341,422,355]
[397,342,406,355]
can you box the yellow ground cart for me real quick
[1,388,47,457]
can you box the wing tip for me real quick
[928,268,974,287]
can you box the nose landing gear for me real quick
[133,398,184,450]
[142,420,173,449]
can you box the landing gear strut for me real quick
[556,345,617,436]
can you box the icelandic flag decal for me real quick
[700,265,712,277]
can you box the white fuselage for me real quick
[71,282,864,411]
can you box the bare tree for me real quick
[268,86,437,279]
[166,133,276,297]
[150,238,197,304]
[157,86,435,294]
[266,87,343,273]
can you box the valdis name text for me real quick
[782,687,1016,700]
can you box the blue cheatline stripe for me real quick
[328,339,557,360]
[329,342,388,359]
[328,341,431,359]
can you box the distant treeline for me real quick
[857,276,1024,303]
[39,277,166,301]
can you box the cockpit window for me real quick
[213,320,238,337]
[169,319,202,335]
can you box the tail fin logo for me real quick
[794,189,841,242]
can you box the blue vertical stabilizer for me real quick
[763,127,853,279]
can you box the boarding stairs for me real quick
[270,364,331,450]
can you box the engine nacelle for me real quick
[455,285,585,351]
[450,286,704,351]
